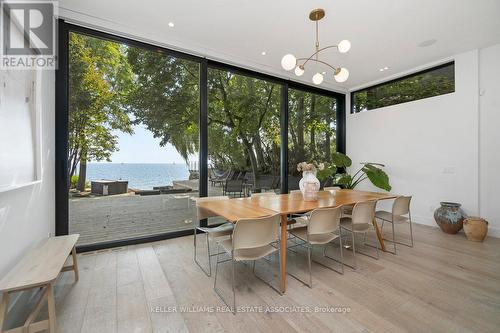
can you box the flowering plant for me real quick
[297,161,334,182]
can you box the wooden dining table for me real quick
[196,189,398,293]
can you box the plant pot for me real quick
[433,202,466,234]
[463,217,488,242]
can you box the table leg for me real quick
[280,214,288,293]
[373,217,386,252]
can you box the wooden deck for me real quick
[70,183,225,246]
[47,223,500,333]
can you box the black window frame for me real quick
[56,20,345,252]
[350,61,455,114]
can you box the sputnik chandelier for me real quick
[281,8,350,85]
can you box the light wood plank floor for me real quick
[52,224,500,333]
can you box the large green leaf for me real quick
[334,173,353,189]
[362,164,391,191]
[317,164,337,182]
[331,152,352,168]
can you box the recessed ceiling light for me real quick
[168,22,175,28]
[261,51,266,56]
[384,66,389,70]
[379,68,384,72]
[321,71,326,75]
[418,39,437,47]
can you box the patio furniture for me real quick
[375,196,413,254]
[211,170,233,187]
[288,206,344,288]
[91,180,128,195]
[223,178,244,197]
[340,200,379,269]
[214,214,282,314]
[197,190,397,293]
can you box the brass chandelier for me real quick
[281,8,350,85]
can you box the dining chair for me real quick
[375,196,413,254]
[251,192,277,197]
[194,196,233,277]
[340,200,378,269]
[288,206,344,288]
[213,214,281,314]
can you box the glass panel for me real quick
[352,62,455,112]
[288,89,338,191]
[68,31,200,246]
[207,68,281,223]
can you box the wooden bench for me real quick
[0,235,79,333]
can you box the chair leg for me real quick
[352,231,357,270]
[339,235,344,274]
[194,228,212,277]
[232,255,236,315]
[358,231,381,259]
[214,244,235,314]
[252,254,283,296]
[392,221,397,255]
[409,219,414,247]
[307,245,312,288]
[315,242,344,275]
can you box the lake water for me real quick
[86,163,190,189]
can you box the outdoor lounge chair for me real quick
[223,178,244,197]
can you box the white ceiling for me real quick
[59,0,500,92]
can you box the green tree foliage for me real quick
[353,65,454,112]
[288,90,337,176]
[69,32,340,190]
[69,33,133,191]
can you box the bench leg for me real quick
[71,246,79,282]
[0,292,8,333]
[47,283,56,333]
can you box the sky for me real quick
[100,124,190,164]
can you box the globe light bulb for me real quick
[294,66,304,76]
[281,54,297,71]
[312,72,324,85]
[338,40,351,53]
[334,67,349,82]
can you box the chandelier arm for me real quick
[296,58,338,72]
[298,45,339,67]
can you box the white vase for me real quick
[299,170,320,201]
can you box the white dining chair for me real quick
[323,186,340,191]
[288,206,344,288]
[213,214,281,314]
[375,196,413,254]
[251,192,277,197]
[340,200,378,269]
[194,196,233,277]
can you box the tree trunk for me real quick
[254,135,266,171]
[241,137,259,189]
[324,111,331,162]
[297,96,305,161]
[77,155,87,192]
[309,95,316,158]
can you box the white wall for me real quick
[347,47,500,238]
[479,44,500,237]
[0,70,55,278]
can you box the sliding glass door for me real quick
[206,68,281,208]
[57,21,345,249]
[67,31,200,246]
[288,89,338,191]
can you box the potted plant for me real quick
[331,152,392,191]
